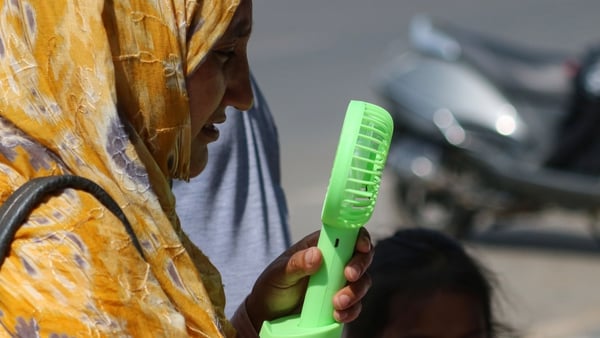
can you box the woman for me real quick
[0,0,372,336]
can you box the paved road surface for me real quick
[248,1,600,336]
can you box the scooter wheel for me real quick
[395,180,476,239]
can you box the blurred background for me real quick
[247,0,600,336]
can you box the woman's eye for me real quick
[214,49,235,62]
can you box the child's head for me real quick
[344,228,505,338]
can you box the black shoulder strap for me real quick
[0,175,144,267]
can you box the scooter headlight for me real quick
[494,104,519,136]
[496,114,517,136]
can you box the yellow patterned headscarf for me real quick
[0,0,241,337]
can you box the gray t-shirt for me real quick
[172,75,291,317]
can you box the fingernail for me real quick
[305,248,315,266]
[334,311,347,322]
[361,236,371,250]
[337,294,351,308]
[349,266,360,281]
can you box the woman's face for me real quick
[380,290,487,338]
[186,0,253,177]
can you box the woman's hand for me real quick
[243,228,373,331]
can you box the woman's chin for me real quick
[189,147,208,178]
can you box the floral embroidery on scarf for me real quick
[0,117,54,171]
[106,116,151,189]
[14,317,40,338]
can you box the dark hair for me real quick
[345,228,508,338]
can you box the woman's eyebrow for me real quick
[239,23,252,38]
[222,22,251,42]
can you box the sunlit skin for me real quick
[380,291,487,338]
[186,0,254,177]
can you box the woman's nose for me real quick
[225,58,254,111]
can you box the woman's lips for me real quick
[196,112,226,144]
[199,123,220,143]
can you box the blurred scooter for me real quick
[372,14,600,239]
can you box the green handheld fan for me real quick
[260,100,394,338]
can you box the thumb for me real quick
[282,246,323,286]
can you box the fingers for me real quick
[344,228,374,282]
[333,273,372,323]
[334,228,373,323]
[260,230,322,289]
[277,230,322,286]
[334,302,362,323]
[355,227,373,254]
[284,246,323,281]
[284,228,371,284]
